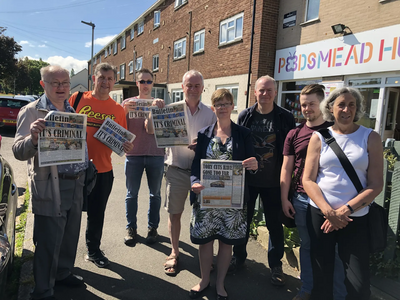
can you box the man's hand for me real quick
[188,137,197,151]
[151,98,165,108]
[242,157,258,171]
[191,183,205,194]
[122,141,134,153]
[30,119,46,146]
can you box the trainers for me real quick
[55,273,84,287]
[146,227,158,244]
[227,256,246,274]
[292,291,311,300]
[124,227,137,245]
[85,250,110,268]
[271,266,286,286]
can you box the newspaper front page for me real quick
[150,102,189,147]
[94,118,136,156]
[200,159,245,209]
[38,111,87,167]
[124,98,154,119]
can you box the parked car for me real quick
[0,155,18,297]
[0,97,30,127]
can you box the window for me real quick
[136,56,143,71]
[105,48,108,57]
[154,11,160,28]
[175,0,187,8]
[108,45,112,55]
[152,55,159,71]
[120,64,125,80]
[151,87,166,100]
[219,13,243,45]
[99,55,101,63]
[121,35,126,50]
[128,61,134,74]
[216,85,239,110]
[305,0,320,21]
[130,28,134,40]
[174,37,186,59]
[94,56,97,64]
[193,29,205,53]
[171,89,184,103]
[138,21,144,35]
[113,41,118,55]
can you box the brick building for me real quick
[275,0,400,140]
[89,0,279,119]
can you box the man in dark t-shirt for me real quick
[231,75,296,286]
[281,84,346,300]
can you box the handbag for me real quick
[319,128,388,253]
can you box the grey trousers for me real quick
[31,176,84,299]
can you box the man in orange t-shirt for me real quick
[69,63,133,268]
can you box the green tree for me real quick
[70,68,75,77]
[0,27,22,81]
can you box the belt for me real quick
[58,171,85,180]
[169,165,191,173]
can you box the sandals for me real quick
[164,255,179,276]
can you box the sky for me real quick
[1,0,153,73]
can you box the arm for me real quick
[280,155,296,219]
[190,132,205,194]
[145,98,165,134]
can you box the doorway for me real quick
[382,88,400,141]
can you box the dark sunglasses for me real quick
[138,80,153,84]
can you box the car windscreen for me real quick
[0,99,29,109]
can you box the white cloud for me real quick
[20,41,30,45]
[45,56,88,73]
[38,44,47,48]
[85,35,116,47]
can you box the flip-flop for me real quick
[164,255,179,276]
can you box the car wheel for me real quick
[7,226,15,278]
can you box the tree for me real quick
[0,27,22,80]
[70,68,75,77]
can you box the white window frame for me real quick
[305,0,320,22]
[94,56,97,64]
[171,89,184,103]
[99,55,101,63]
[130,28,134,40]
[121,35,126,50]
[151,87,166,100]
[154,10,160,28]
[120,64,125,80]
[136,56,143,71]
[153,54,159,71]
[108,45,112,55]
[193,29,205,53]
[174,37,186,60]
[174,0,187,8]
[113,41,118,55]
[104,48,108,57]
[216,84,239,110]
[128,61,134,74]
[219,12,244,45]
[138,21,144,35]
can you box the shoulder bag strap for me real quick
[73,91,83,111]
[318,128,363,193]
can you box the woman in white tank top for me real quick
[303,87,383,300]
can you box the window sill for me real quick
[137,32,144,37]
[174,1,188,11]
[129,71,133,75]
[173,55,186,62]
[154,24,160,30]
[121,47,126,51]
[153,69,159,73]
[113,53,118,56]
[193,50,204,56]
[218,38,243,48]
[300,18,320,27]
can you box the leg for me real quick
[168,212,182,258]
[191,241,213,291]
[333,244,347,300]
[216,241,232,297]
[125,156,145,230]
[145,156,164,229]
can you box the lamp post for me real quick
[81,20,95,90]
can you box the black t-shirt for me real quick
[248,111,279,188]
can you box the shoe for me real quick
[55,273,84,287]
[227,256,246,274]
[124,227,137,245]
[146,227,158,244]
[85,250,110,268]
[271,266,286,286]
[217,294,229,300]
[164,255,179,276]
[292,291,311,300]
[188,283,210,299]
[30,296,56,300]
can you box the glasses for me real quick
[44,81,70,88]
[138,80,153,85]
[214,102,232,109]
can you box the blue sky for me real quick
[1,0,152,73]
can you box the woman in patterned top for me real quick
[189,89,258,300]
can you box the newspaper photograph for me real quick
[200,159,245,209]
[124,98,154,119]
[38,111,87,167]
[94,117,136,156]
[150,102,189,147]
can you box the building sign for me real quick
[274,24,400,81]
[283,11,296,29]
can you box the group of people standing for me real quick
[12,61,382,300]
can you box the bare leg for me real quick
[168,212,182,257]
[216,241,232,297]
[191,241,213,291]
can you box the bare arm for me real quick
[280,155,296,218]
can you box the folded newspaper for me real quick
[94,118,135,156]
[38,111,87,167]
[124,98,154,119]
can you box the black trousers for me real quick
[86,170,114,254]
[307,205,370,300]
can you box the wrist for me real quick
[346,203,354,214]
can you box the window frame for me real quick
[173,37,186,60]
[154,10,160,28]
[174,0,187,8]
[94,56,97,64]
[138,20,144,36]
[120,64,125,80]
[130,28,134,40]
[113,41,118,55]
[136,56,143,71]
[219,12,244,46]
[128,61,134,74]
[305,0,320,22]
[171,89,184,103]
[153,54,159,71]
[121,34,126,50]
[104,48,108,57]
[193,29,205,54]
[216,84,239,110]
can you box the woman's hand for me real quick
[321,206,352,233]
[191,183,205,194]
[282,199,296,219]
[242,157,258,171]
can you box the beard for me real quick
[304,111,322,122]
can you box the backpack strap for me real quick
[72,91,83,111]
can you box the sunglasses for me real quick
[138,80,153,84]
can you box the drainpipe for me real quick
[187,11,192,71]
[167,47,170,84]
[246,0,256,108]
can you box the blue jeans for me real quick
[294,192,347,300]
[125,156,164,230]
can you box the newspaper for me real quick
[38,111,87,167]
[94,118,136,156]
[124,98,154,119]
[150,102,189,147]
[200,159,245,209]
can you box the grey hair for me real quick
[320,87,365,122]
[94,62,117,78]
[40,65,69,81]
[255,75,277,90]
[182,70,204,86]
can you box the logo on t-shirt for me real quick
[78,105,116,127]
